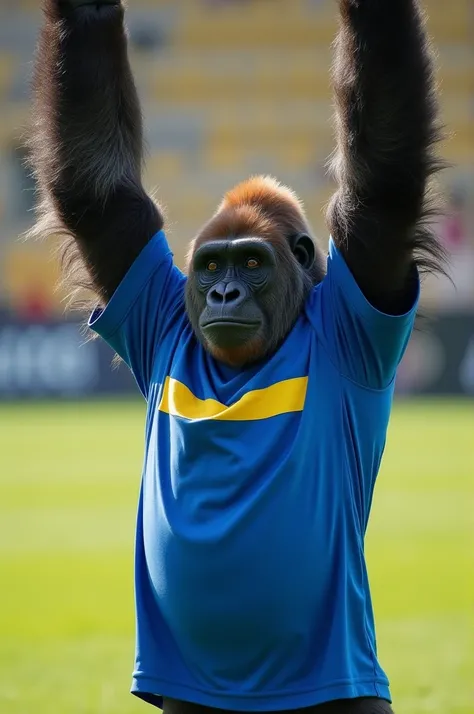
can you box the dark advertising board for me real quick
[0,313,472,399]
[396,313,474,397]
[0,319,136,399]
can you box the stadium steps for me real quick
[138,42,473,106]
[0,0,472,312]
[171,0,471,48]
[148,64,331,103]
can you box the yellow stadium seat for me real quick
[3,244,63,313]
[159,192,216,230]
[145,151,187,184]
[439,96,474,126]
[176,16,336,51]
[206,144,245,172]
[0,52,13,97]
[441,131,474,164]
[425,0,471,43]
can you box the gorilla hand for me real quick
[57,0,120,7]
[44,0,121,14]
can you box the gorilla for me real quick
[28,1,446,713]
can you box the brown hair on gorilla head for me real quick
[187,175,324,279]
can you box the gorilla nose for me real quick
[207,281,246,308]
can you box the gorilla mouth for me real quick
[201,318,262,350]
[201,318,260,329]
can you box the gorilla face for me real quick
[185,233,316,367]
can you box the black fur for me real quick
[28,0,163,306]
[327,0,447,314]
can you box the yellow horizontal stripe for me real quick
[158,376,308,421]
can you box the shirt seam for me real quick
[94,249,174,341]
[132,673,390,699]
[340,396,382,695]
[330,266,401,392]
[308,318,396,394]
[328,237,421,325]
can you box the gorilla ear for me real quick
[289,233,315,269]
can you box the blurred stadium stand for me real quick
[0,0,473,397]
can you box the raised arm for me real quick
[327,0,447,314]
[29,0,164,304]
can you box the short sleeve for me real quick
[305,239,420,390]
[88,230,186,398]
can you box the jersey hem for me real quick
[131,675,391,711]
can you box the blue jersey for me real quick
[89,230,418,711]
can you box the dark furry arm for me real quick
[327,0,447,314]
[29,0,164,303]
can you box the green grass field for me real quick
[0,399,473,714]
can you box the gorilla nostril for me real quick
[209,288,225,304]
[207,283,244,307]
[225,288,241,303]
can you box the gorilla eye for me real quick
[245,258,260,269]
[206,261,219,272]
